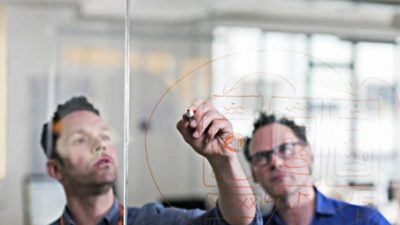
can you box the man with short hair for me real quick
[41,96,261,225]
[243,113,389,225]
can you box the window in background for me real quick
[356,42,396,155]
[310,34,353,64]
[355,42,397,184]
[212,27,398,186]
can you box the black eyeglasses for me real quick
[249,142,307,167]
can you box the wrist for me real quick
[207,153,239,170]
[222,132,245,154]
[208,132,244,165]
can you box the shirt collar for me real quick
[314,187,337,216]
[104,198,120,223]
[263,187,338,224]
[62,207,75,225]
[63,197,119,225]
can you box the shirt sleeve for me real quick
[354,207,391,225]
[133,202,263,225]
[370,209,391,225]
[190,201,263,225]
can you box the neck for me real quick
[65,188,115,225]
[274,186,315,225]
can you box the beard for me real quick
[61,163,117,196]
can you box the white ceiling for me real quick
[78,0,396,22]
[5,0,400,41]
[5,0,399,23]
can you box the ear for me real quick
[251,167,259,183]
[46,160,63,181]
[307,145,314,163]
[306,145,314,175]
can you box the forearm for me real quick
[208,155,256,225]
[177,100,257,224]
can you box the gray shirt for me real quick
[50,199,262,225]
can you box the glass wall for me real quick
[1,2,213,224]
[213,26,400,209]
[3,1,400,224]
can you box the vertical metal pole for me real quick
[123,0,131,224]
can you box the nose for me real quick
[95,145,106,152]
[269,153,284,169]
[93,139,106,153]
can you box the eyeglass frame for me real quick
[249,141,308,167]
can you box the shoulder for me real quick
[128,202,206,224]
[320,193,390,224]
[135,202,193,213]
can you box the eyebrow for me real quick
[69,126,111,136]
[66,130,87,140]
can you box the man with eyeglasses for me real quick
[243,113,389,225]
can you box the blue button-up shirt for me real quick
[263,188,390,225]
[50,199,262,225]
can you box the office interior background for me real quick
[2,0,400,224]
